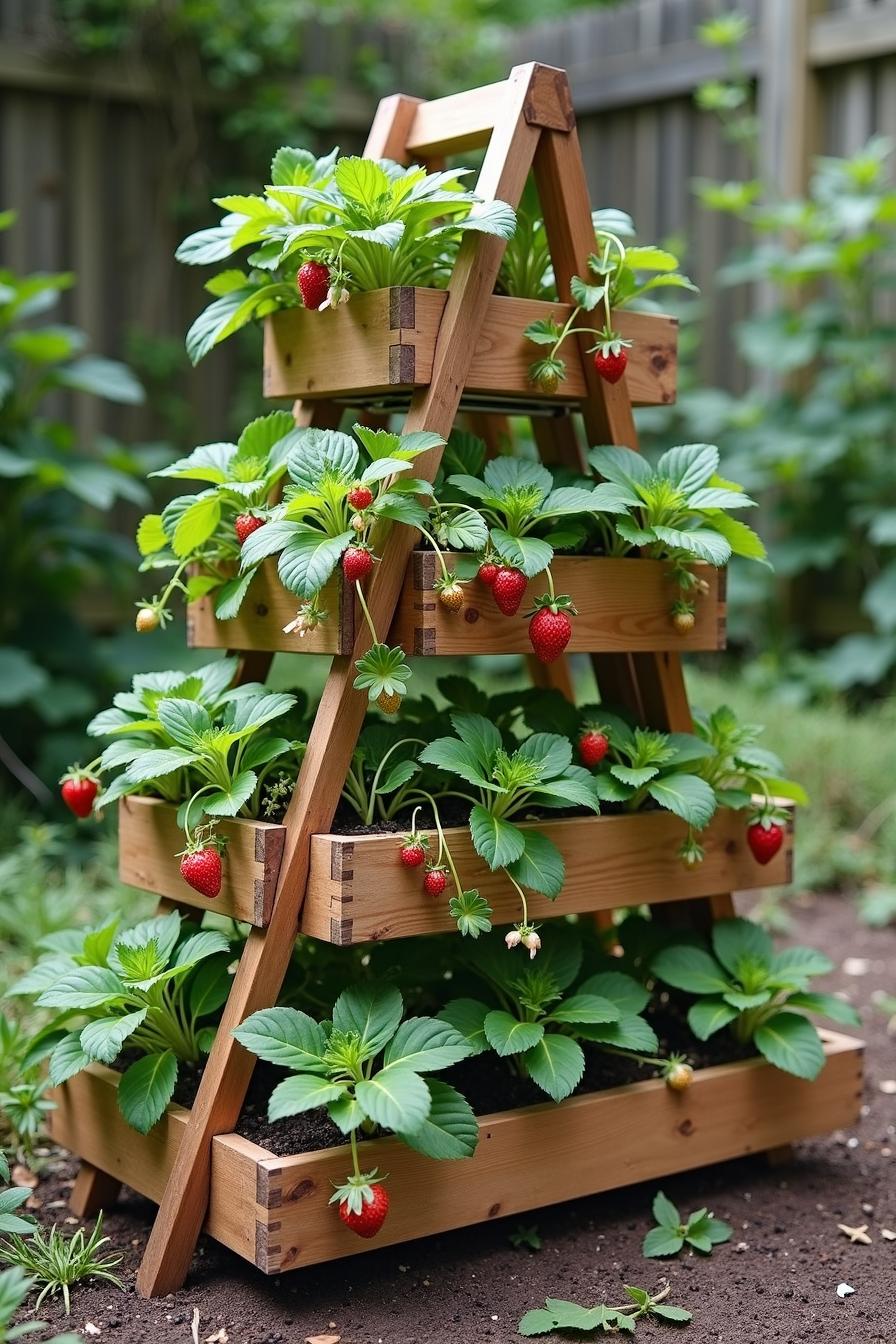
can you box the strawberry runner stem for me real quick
[353,579,380,645]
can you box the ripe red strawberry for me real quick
[529,605,573,663]
[338,1182,389,1239]
[594,347,628,384]
[342,546,374,583]
[746,821,784,866]
[60,774,98,819]
[423,866,448,897]
[478,561,498,587]
[347,482,373,511]
[578,729,609,768]
[492,567,527,616]
[400,841,426,868]
[297,260,330,310]
[235,514,265,546]
[180,847,222,898]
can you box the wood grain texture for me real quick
[69,1162,122,1218]
[390,553,724,655]
[254,1031,862,1272]
[187,563,353,656]
[135,65,546,1298]
[192,553,724,658]
[52,1039,863,1276]
[118,796,286,927]
[300,804,795,945]
[49,1064,268,1262]
[263,292,676,407]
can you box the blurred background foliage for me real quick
[0,0,894,940]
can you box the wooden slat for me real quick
[263,292,676,407]
[52,1039,863,1275]
[187,565,352,656]
[118,797,287,927]
[391,553,724,655]
[254,1031,862,1272]
[301,804,795,945]
[135,63,546,1299]
[49,1064,268,1262]
[405,79,510,155]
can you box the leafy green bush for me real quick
[682,17,896,694]
[0,211,147,794]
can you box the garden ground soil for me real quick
[20,893,896,1344]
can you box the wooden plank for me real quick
[118,797,286,927]
[405,79,510,155]
[49,1064,269,1262]
[187,563,353,656]
[135,64,546,1298]
[809,8,896,66]
[390,553,725,656]
[255,1032,863,1271]
[263,291,676,406]
[301,804,795,944]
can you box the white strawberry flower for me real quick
[522,930,541,958]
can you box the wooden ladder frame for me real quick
[73,62,734,1297]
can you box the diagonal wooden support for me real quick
[135,62,548,1298]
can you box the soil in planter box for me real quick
[162,995,754,1158]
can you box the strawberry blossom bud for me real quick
[522,930,542,958]
[505,930,522,950]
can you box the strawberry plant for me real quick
[239,423,445,713]
[523,212,695,391]
[445,455,614,651]
[133,409,297,628]
[643,1190,732,1257]
[0,1155,34,1238]
[78,658,298,845]
[651,917,861,1079]
[519,1284,692,1336]
[441,926,681,1102]
[177,147,516,362]
[233,980,478,1238]
[10,911,234,1132]
[588,442,766,627]
[419,713,602,945]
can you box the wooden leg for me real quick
[70,1162,122,1218]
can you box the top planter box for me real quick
[262,290,677,406]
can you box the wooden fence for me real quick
[0,3,397,444]
[3,0,896,434]
[508,0,896,390]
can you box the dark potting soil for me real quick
[25,894,893,1344]
[165,994,755,1159]
[330,794,653,835]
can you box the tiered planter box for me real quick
[263,290,678,408]
[300,804,795,944]
[117,795,793,943]
[50,1035,864,1273]
[187,553,725,657]
[118,796,286,926]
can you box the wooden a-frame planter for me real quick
[187,553,726,657]
[51,1034,863,1273]
[59,66,863,1299]
[263,290,677,409]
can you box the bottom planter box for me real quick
[51,1033,863,1275]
